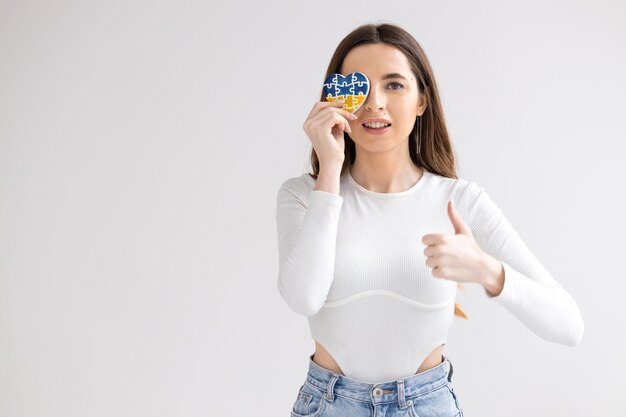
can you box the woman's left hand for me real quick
[421,200,495,285]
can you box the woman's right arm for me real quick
[275,173,344,316]
[275,100,356,316]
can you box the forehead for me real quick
[340,43,413,79]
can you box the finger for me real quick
[309,109,352,134]
[422,233,446,246]
[423,245,438,257]
[334,112,352,133]
[326,105,359,122]
[425,255,438,268]
[306,100,346,122]
[432,266,444,279]
[325,107,358,131]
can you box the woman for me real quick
[276,22,584,417]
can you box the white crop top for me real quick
[275,168,584,383]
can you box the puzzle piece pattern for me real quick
[323,72,370,113]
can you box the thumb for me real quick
[447,200,472,235]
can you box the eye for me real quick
[387,82,405,90]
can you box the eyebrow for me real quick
[381,73,409,81]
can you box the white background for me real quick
[1,0,624,416]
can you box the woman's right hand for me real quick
[302,100,359,166]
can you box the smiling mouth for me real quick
[362,124,392,129]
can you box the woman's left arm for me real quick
[465,180,585,347]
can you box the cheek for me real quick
[392,109,417,130]
[390,100,416,124]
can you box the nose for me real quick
[364,84,386,112]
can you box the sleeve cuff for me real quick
[309,189,344,207]
[303,190,344,232]
[485,261,520,304]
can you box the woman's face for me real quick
[340,43,426,149]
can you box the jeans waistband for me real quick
[305,353,454,406]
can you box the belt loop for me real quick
[325,375,339,402]
[447,358,454,382]
[396,379,408,409]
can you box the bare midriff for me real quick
[312,340,444,376]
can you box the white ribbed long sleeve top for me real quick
[275,168,584,383]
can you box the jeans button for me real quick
[373,387,383,397]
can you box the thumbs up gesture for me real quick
[421,200,493,284]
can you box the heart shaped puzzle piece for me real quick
[323,72,370,113]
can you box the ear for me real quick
[416,94,427,116]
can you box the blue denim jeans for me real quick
[289,353,464,417]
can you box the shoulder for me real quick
[425,171,490,219]
[277,173,316,203]
[426,170,478,196]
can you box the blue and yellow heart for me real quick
[323,72,370,113]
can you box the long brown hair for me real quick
[307,22,469,320]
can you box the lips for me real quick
[359,117,392,135]
[361,117,392,125]
[362,122,392,128]
[362,124,392,135]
